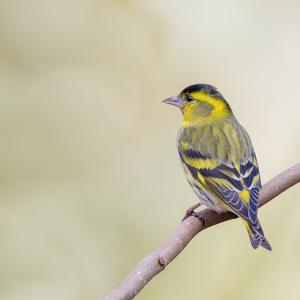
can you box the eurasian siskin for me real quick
[163,84,271,250]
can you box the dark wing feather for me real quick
[180,148,261,223]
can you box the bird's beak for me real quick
[162,95,183,108]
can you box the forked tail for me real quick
[242,218,272,251]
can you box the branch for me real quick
[102,164,300,300]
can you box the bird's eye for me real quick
[186,95,193,102]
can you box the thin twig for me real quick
[102,163,300,300]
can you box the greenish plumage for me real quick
[164,84,271,250]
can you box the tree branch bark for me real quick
[102,163,300,300]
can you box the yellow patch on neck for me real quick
[181,91,231,127]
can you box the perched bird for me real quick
[163,84,271,250]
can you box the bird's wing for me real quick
[179,148,261,223]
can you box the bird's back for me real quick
[177,116,253,166]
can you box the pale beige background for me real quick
[1,1,300,299]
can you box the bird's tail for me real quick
[242,218,271,251]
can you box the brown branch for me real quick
[102,164,300,300]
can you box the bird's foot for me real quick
[190,211,205,227]
[181,203,201,222]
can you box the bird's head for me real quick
[163,84,232,125]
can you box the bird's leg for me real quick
[181,203,201,222]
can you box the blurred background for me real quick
[1,1,300,299]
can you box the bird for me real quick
[163,83,271,250]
